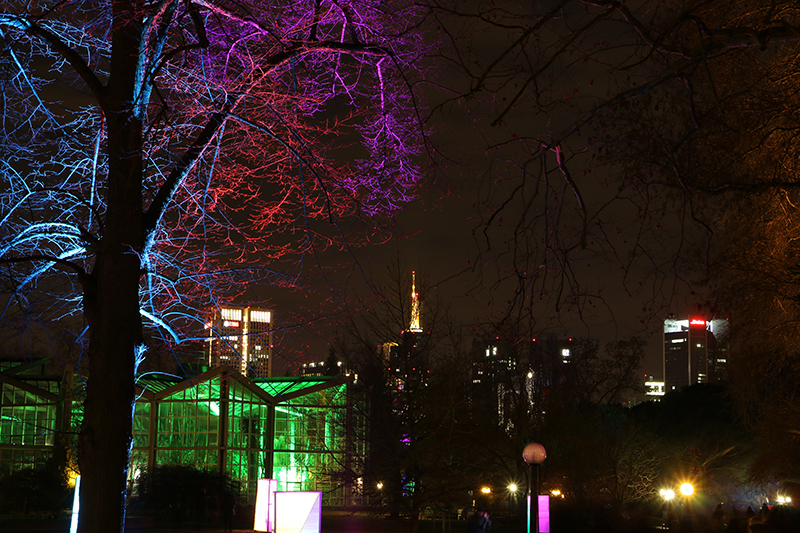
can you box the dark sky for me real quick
[260,9,703,380]
[1,1,710,386]
[264,159,675,381]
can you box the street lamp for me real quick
[523,442,547,533]
[680,483,694,497]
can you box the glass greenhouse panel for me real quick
[0,385,56,446]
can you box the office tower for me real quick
[469,334,575,430]
[663,316,728,393]
[206,306,273,378]
[529,335,575,391]
[644,375,665,400]
[469,338,517,428]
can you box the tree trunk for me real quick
[77,3,145,531]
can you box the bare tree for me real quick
[338,261,476,532]
[427,0,800,335]
[600,421,663,510]
[568,337,646,405]
[0,1,429,531]
[427,0,800,484]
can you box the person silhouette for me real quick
[467,507,491,533]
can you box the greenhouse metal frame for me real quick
[0,360,364,506]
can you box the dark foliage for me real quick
[0,457,72,515]
[130,465,241,526]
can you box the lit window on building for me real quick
[221,308,241,320]
[250,310,271,322]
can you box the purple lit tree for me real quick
[0,1,428,531]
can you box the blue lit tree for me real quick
[0,1,428,531]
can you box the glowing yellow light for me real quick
[663,489,675,501]
[508,484,517,492]
[481,487,491,494]
[680,483,694,496]
[377,482,384,490]
[551,489,561,497]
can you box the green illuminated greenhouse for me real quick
[0,360,365,506]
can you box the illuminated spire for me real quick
[410,270,422,332]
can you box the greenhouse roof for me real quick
[1,361,347,405]
[135,365,347,404]
[255,377,337,400]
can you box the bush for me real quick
[131,465,240,526]
[0,457,72,515]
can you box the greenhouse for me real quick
[0,359,364,506]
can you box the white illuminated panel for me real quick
[254,479,278,532]
[274,492,321,533]
[538,494,550,533]
[70,476,80,533]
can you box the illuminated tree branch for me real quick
[0,2,429,532]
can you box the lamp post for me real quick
[523,442,547,533]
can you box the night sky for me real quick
[0,1,721,385]
[262,29,695,382]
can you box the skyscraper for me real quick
[205,306,274,378]
[409,270,422,333]
[663,316,728,393]
[469,334,575,430]
[382,271,429,400]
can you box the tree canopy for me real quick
[0,1,428,531]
